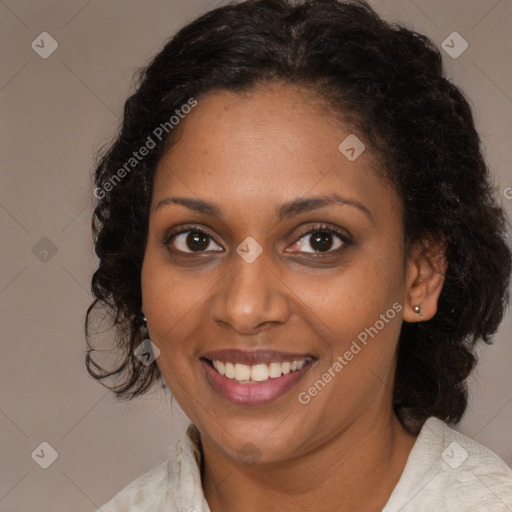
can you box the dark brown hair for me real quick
[86,0,511,434]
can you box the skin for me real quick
[141,82,446,512]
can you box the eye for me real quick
[165,226,223,253]
[286,224,351,254]
[164,223,351,256]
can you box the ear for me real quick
[403,236,447,323]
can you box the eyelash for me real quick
[163,223,352,256]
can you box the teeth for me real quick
[212,360,223,374]
[225,362,235,379]
[209,357,312,383]
[268,362,282,378]
[251,364,269,382]
[234,363,251,381]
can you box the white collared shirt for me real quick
[98,417,512,511]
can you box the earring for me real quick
[413,305,422,317]
[133,312,147,328]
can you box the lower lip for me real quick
[201,359,314,406]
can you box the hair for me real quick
[86,0,511,434]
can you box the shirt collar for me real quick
[167,422,210,512]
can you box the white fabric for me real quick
[98,416,512,511]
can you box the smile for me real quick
[208,358,313,383]
[200,350,316,405]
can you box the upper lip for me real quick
[200,349,315,365]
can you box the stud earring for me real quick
[133,312,147,328]
[413,305,422,317]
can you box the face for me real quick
[141,82,409,464]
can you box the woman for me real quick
[86,0,512,510]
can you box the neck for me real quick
[201,408,418,512]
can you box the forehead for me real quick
[152,83,397,219]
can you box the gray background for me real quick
[1,0,511,510]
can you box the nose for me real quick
[210,251,291,334]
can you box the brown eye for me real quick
[295,230,345,253]
[168,230,223,253]
[309,231,335,251]
[286,224,351,255]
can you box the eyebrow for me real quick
[154,193,372,221]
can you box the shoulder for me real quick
[384,417,512,512]
[99,460,171,512]
[98,423,206,512]
[424,417,512,485]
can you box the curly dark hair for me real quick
[85,0,511,434]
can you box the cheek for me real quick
[289,249,405,395]
[140,249,203,351]
[141,254,199,399]
[292,252,403,333]
[141,235,217,306]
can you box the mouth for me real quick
[200,350,316,405]
[202,357,313,384]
